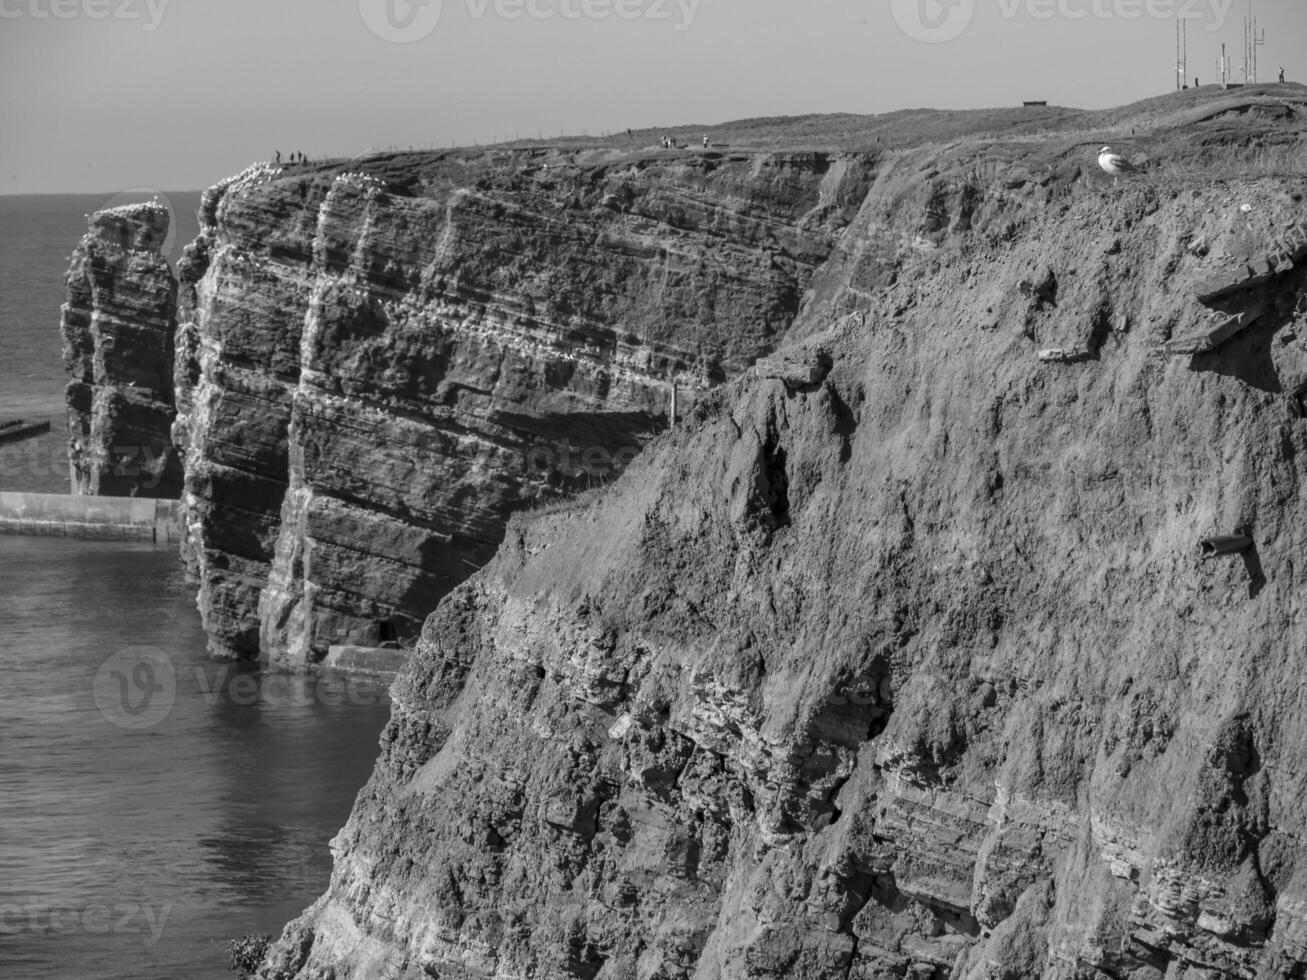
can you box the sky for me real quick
[1,0,1303,194]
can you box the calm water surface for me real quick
[0,516,390,980]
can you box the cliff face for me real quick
[62,202,183,498]
[259,90,1307,978]
[172,151,873,662]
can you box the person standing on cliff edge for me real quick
[273,150,281,165]
[1281,67,1287,83]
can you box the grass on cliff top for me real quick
[270,83,1306,197]
[366,83,1306,156]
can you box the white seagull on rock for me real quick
[1098,146,1142,185]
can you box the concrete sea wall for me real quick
[0,492,182,543]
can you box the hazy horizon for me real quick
[3,0,1304,196]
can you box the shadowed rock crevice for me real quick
[761,428,791,530]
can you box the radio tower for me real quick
[1244,0,1265,83]
[1176,19,1189,91]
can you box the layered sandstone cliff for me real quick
[171,150,874,662]
[61,202,183,497]
[257,88,1307,978]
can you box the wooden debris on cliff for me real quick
[1037,347,1094,364]
[1163,300,1269,356]
[1164,224,1307,358]
[1193,242,1305,304]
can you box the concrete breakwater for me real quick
[0,492,182,543]
[0,419,52,446]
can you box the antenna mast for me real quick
[1176,19,1189,90]
[1243,1,1265,83]
[1252,15,1264,82]
[1183,18,1189,87]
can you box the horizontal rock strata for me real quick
[259,92,1307,979]
[173,151,874,662]
[61,203,182,498]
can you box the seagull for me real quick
[1098,146,1142,185]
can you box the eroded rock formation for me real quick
[172,151,874,662]
[61,202,182,497]
[258,90,1307,978]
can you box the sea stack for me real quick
[61,201,183,499]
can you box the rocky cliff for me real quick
[171,149,873,663]
[257,87,1307,978]
[62,202,183,498]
